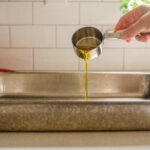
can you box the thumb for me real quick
[120,19,145,40]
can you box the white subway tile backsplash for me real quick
[9,0,68,2]
[0,49,33,71]
[102,0,120,1]
[79,49,123,71]
[146,41,150,48]
[11,26,55,48]
[57,25,82,48]
[69,0,102,1]
[125,49,150,71]
[69,0,119,1]
[9,0,42,1]
[33,2,79,24]
[0,2,32,24]
[80,2,121,25]
[0,26,9,47]
[102,25,115,32]
[34,48,78,71]
[45,0,70,3]
[0,0,148,72]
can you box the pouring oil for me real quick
[76,37,100,101]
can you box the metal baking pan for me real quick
[0,72,149,98]
[0,72,150,131]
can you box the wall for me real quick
[0,0,149,72]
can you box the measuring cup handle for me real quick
[104,30,123,39]
[105,30,150,39]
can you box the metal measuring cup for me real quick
[72,27,121,60]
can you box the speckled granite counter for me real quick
[0,98,150,131]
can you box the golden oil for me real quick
[76,37,100,101]
[76,37,100,50]
[84,51,88,101]
[79,50,88,101]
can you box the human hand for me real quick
[114,5,150,42]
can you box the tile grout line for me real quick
[9,25,11,48]
[68,1,119,3]
[5,0,119,2]
[32,48,35,71]
[0,24,116,26]
[55,25,57,48]
[0,47,148,49]
[8,0,63,2]
[0,47,57,49]
[78,58,82,71]
[78,58,80,71]
[32,2,33,25]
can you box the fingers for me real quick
[135,35,150,42]
[114,5,149,32]
[114,6,141,32]
[120,11,150,40]
[120,19,145,40]
[114,13,134,32]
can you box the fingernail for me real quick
[126,39,131,43]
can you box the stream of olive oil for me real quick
[76,37,100,101]
[84,52,88,101]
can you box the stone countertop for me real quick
[0,132,150,150]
